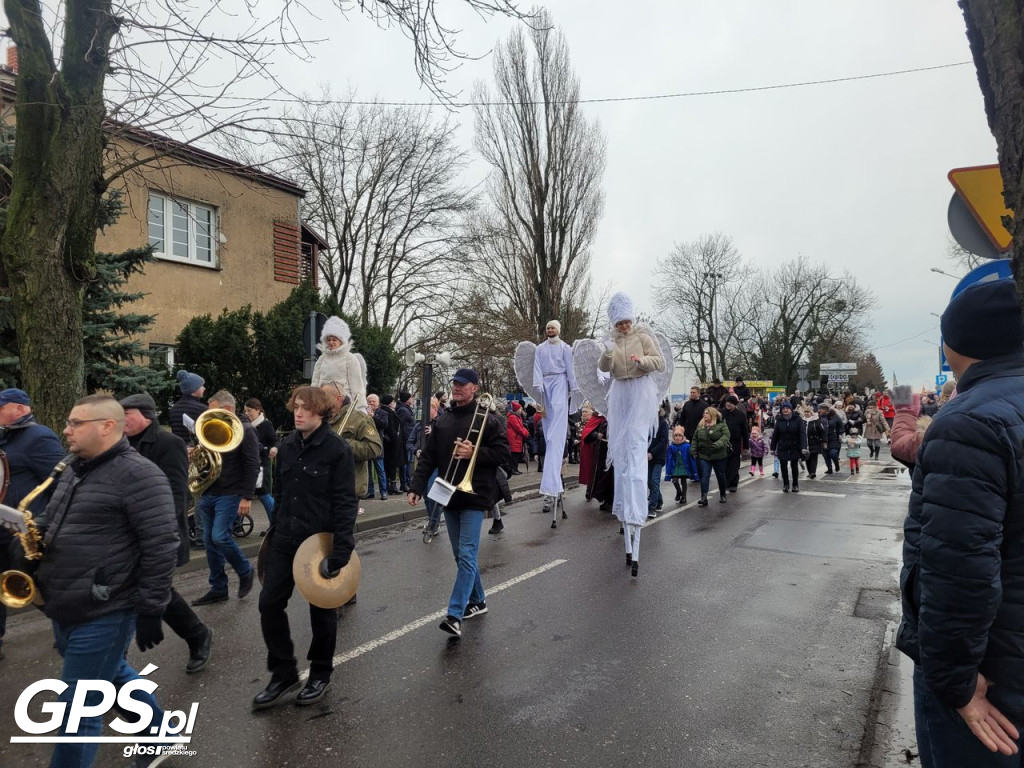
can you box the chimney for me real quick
[6,45,17,73]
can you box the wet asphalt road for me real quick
[1,461,909,768]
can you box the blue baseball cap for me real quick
[0,388,30,406]
[452,368,479,385]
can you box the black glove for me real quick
[801,449,810,459]
[135,614,164,652]
[319,555,349,579]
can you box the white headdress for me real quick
[607,292,635,326]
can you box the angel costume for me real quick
[310,316,368,412]
[533,320,578,503]
[598,293,665,574]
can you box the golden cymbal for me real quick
[292,533,361,609]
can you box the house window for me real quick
[148,192,217,268]
[149,343,176,370]
[300,242,315,284]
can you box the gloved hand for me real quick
[891,385,913,408]
[801,449,809,459]
[319,554,349,580]
[135,614,164,652]
[602,335,615,352]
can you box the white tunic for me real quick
[533,339,578,497]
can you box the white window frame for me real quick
[148,343,176,371]
[148,192,218,268]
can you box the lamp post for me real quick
[405,349,454,446]
[930,267,961,280]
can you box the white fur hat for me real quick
[607,292,635,326]
[321,315,351,346]
[546,319,561,333]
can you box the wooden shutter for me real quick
[273,221,301,284]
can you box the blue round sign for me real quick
[951,258,1013,299]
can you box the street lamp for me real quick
[405,349,454,437]
[930,267,961,280]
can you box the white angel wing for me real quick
[354,352,368,384]
[514,341,545,406]
[573,338,610,416]
[652,331,675,404]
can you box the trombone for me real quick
[427,394,494,506]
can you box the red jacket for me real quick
[875,394,895,419]
[506,412,529,452]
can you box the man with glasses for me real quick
[0,388,64,661]
[28,395,178,768]
[407,369,510,639]
[321,381,382,499]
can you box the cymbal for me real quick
[293,533,361,609]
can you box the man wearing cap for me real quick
[169,369,207,442]
[0,387,65,660]
[408,368,510,639]
[121,393,213,674]
[897,279,1024,765]
[532,320,579,517]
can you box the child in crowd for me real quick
[664,426,691,503]
[846,428,863,474]
[748,426,769,476]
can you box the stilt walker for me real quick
[533,320,578,528]
[598,294,665,577]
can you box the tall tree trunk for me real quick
[959,2,1024,291]
[1,0,117,430]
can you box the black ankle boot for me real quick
[719,493,727,503]
[631,560,639,577]
[626,552,632,566]
[698,494,707,506]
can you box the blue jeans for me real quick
[647,463,664,509]
[698,458,728,497]
[50,610,163,768]
[442,507,485,620]
[370,458,387,496]
[913,666,1024,767]
[257,492,276,524]
[199,493,253,594]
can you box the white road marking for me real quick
[645,475,758,526]
[765,489,846,498]
[302,558,569,677]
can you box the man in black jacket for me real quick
[30,395,177,768]
[168,369,207,442]
[193,390,260,606]
[679,386,707,483]
[646,410,669,516]
[254,386,359,710]
[722,396,750,492]
[0,387,64,661]
[395,391,417,492]
[408,368,511,639]
[122,393,213,674]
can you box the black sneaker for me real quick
[440,616,462,638]
[647,510,657,519]
[191,590,229,606]
[488,519,504,535]
[464,603,488,619]
[655,503,663,512]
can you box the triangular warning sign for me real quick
[948,164,1013,252]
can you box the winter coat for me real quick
[329,401,382,498]
[410,398,511,512]
[845,435,863,458]
[875,393,895,419]
[0,414,66,513]
[665,442,691,478]
[733,384,751,401]
[506,411,529,453]
[804,416,824,453]
[722,407,749,451]
[844,408,865,435]
[863,409,889,441]
[169,394,207,443]
[35,439,178,625]
[128,420,190,567]
[311,346,367,412]
[691,421,731,462]
[271,421,358,565]
[378,407,406,470]
[748,434,769,459]
[648,417,669,464]
[205,412,260,499]
[897,352,1024,710]
[681,398,708,441]
[395,401,417,450]
[598,324,664,380]
[820,413,844,451]
[251,414,278,494]
[770,413,807,461]
[579,415,607,485]
[705,385,727,405]
[890,408,923,467]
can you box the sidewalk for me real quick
[180,463,580,575]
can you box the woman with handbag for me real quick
[690,407,731,506]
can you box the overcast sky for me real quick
[274,1,998,390]
[19,1,999,390]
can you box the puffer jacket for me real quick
[690,421,731,461]
[770,413,807,461]
[897,352,1024,709]
[598,325,664,380]
[0,414,66,512]
[410,398,511,511]
[804,416,824,453]
[35,439,178,625]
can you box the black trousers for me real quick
[163,587,207,646]
[725,447,742,489]
[779,458,800,487]
[259,544,338,681]
[805,452,819,476]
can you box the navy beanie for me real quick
[941,279,1024,360]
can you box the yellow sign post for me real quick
[948,165,1013,252]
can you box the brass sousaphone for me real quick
[258,530,361,610]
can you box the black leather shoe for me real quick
[238,569,254,599]
[191,591,228,606]
[252,676,300,711]
[362,492,375,500]
[296,678,332,706]
[186,628,213,674]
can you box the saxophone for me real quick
[0,455,72,608]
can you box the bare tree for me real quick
[0,0,529,429]
[652,233,748,382]
[472,9,606,338]
[958,2,1024,290]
